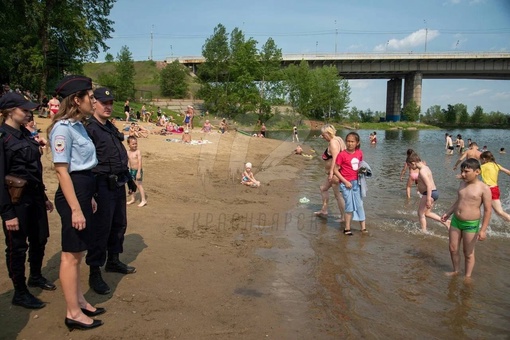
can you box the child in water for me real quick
[241,162,260,188]
[441,158,492,279]
[479,151,510,221]
[400,149,420,198]
[332,132,367,235]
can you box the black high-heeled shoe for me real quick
[81,307,106,317]
[64,318,103,331]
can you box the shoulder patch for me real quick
[60,120,70,125]
[53,135,66,153]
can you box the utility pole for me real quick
[424,20,428,53]
[316,41,318,56]
[170,44,173,58]
[335,20,338,54]
[150,24,154,60]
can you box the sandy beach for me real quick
[0,118,321,339]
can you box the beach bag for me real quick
[5,175,27,204]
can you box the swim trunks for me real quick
[448,146,454,150]
[451,214,480,233]
[129,168,143,181]
[421,189,439,201]
[490,186,501,200]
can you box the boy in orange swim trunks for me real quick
[441,158,492,279]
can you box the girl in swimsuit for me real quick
[400,149,420,199]
[479,151,510,221]
[315,124,346,220]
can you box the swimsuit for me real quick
[490,186,501,200]
[421,189,439,201]
[451,214,480,233]
[322,148,332,161]
[129,168,144,181]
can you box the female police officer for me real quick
[48,75,104,330]
[0,92,55,309]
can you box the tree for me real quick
[283,61,350,119]
[402,100,420,122]
[454,103,468,124]
[257,38,284,120]
[443,104,457,124]
[160,59,189,98]
[114,46,135,101]
[471,105,485,124]
[0,0,115,98]
[105,53,114,63]
[421,105,442,124]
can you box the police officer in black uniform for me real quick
[0,92,55,309]
[85,88,136,294]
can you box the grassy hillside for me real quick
[83,60,163,97]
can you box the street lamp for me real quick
[316,41,318,56]
[424,19,428,53]
[335,20,338,54]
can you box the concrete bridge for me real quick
[166,52,510,121]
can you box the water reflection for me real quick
[444,277,474,337]
[385,130,400,140]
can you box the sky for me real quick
[98,0,510,113]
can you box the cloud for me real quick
[456,88,468,92]
[491,92,510,100]
[347,44,362,51]
[349,80,373,89]
[469,0,486,4]
[469,89,490,96]
[374,29,439,52]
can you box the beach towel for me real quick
[358,160,372,198]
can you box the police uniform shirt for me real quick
[50,120,98,172]
[0,124,46,220]
[85,116,129,175]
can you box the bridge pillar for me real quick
[386,78,402,122]
[404,72,422,110]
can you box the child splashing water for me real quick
[332,132,367,235]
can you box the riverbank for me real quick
[0,119,321,339]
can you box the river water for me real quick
[258,128,510,339]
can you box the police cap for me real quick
[0,92,39,110]
[94,87,114,102]
[55,75,92,98]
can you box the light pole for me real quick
[170,44,173,58]
[316,41,318,56]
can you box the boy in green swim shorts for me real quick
[441,158,492,279]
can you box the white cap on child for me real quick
[245,162,252,169]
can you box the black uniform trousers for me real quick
[2,186,49,289]
[86,177,127,267]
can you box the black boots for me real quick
[105,253,136,274]
[89,266,111,295]
[12,288,45,309]
[28,275,57,291]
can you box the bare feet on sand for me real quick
[314,211,328,218]
[138,201,147,207]
[127,199,135,205]
[445,271,459,277]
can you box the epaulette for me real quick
[60,120,70,125]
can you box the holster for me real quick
[5,175,27,204]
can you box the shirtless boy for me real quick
[445,134,454,155]
[406,152,450,232]
[441,158,492,278]
[126,136,147,207]
[453,142,481,170]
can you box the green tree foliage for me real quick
[258,38,284,120]
[0,0,115,98]
[454,103,468,124]
[160,59,189,98]
[471,105,485,124]
[402,100,420,122]
[442,104,457,124]
[198,24,288,119]
[284,61,350,120]
[421,105,442,124]
[105,53,114,63]
[114,46,136,101]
